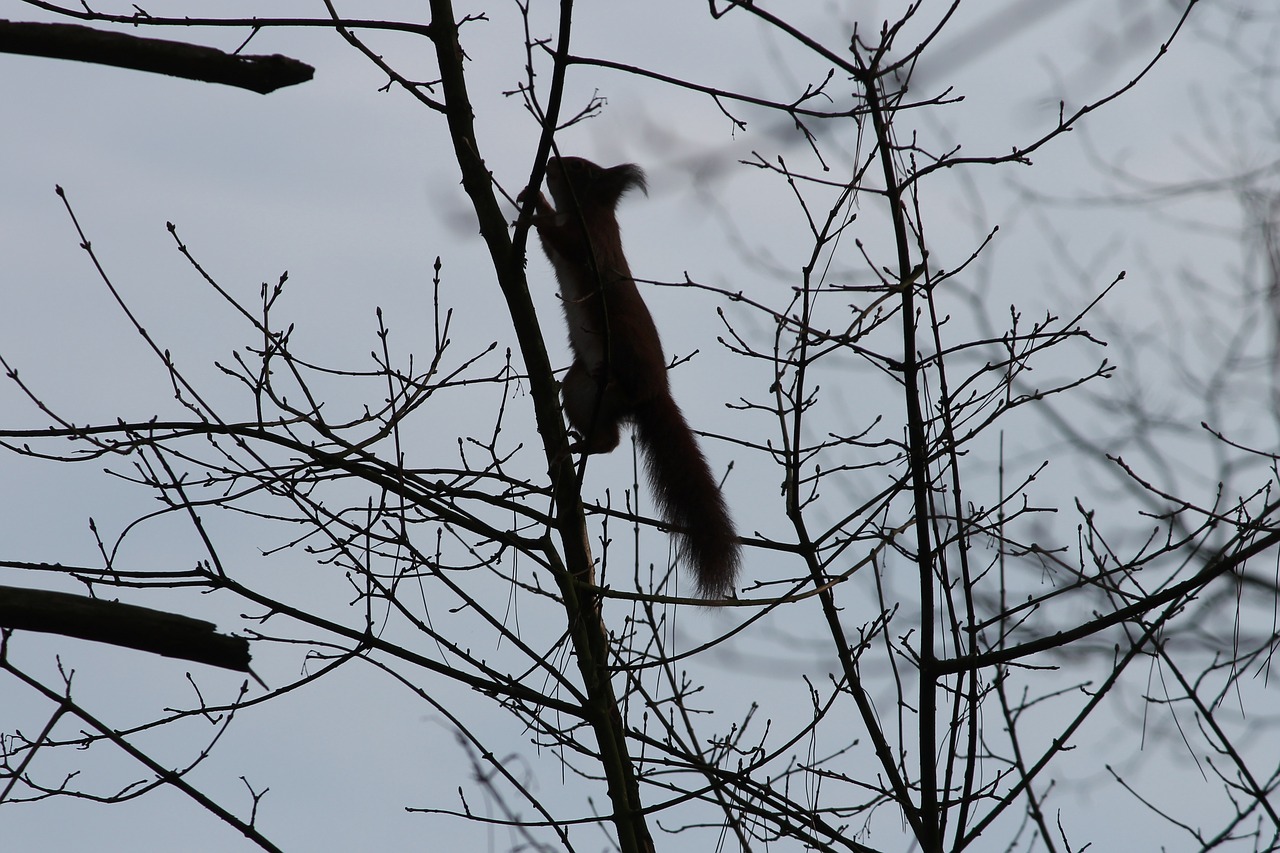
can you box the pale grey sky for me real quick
[3,2,1276,850]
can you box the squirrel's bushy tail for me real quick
[633,394,740,598]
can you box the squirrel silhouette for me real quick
[526,156,741,598]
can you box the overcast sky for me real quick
[3,1,1277,850]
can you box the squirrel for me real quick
[523,156,741,599]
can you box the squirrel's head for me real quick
[546,157,647,212]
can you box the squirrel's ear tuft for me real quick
[611,163,648,199]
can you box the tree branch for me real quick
[0,19,312,93]
[0,585,251,673]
